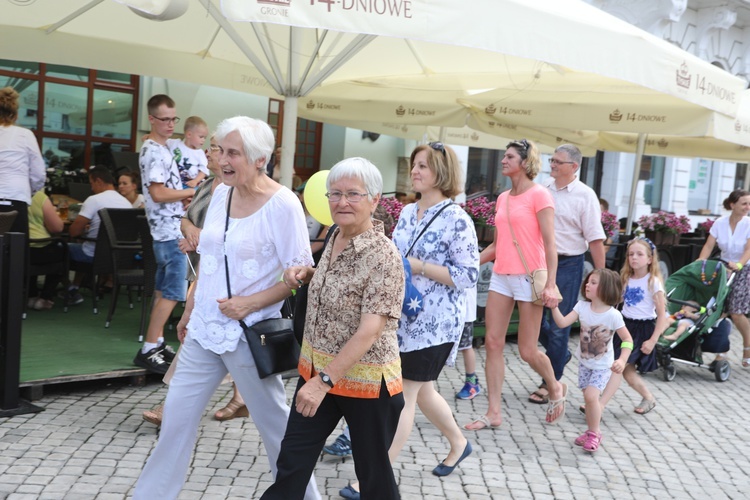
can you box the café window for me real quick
[0,58,138,176]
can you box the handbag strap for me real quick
[405,201,453,257]
[505,191,533,277]
[221,187,292,329]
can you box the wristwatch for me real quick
[318,371,334,388]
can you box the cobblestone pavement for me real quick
[2,328,750,499]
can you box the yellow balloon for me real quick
[304,170,333,227]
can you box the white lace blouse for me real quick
[187,183,313,354]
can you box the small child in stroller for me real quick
[662,300,701,341]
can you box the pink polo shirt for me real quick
[493,185,554,275]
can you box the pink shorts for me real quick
[489,273,533,302]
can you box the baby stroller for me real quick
[655,259,736,382]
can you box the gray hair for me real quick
[554,144,582,166]
[215,116,275,169]
[327,157,383,199]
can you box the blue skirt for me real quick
[613,317,658,373]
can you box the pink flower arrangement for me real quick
[377,197,404,238]
[601,211,619,238]
[461,196,496,227]
[697,218,716,234]
[637,211,692,235]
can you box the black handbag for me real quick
[223,187,300,379]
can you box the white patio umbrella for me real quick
[2,0,745,189]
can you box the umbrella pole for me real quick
[625,133,647,235]
[280,96,298,189]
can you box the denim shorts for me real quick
[153,239,188,301]
[489,273,533,302]
[68,242,94,264]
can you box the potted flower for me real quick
[601,211,619,239]
[696,218,716,237]
[461,196,496,243]
[377,196,404,239]
[637,211,692,246]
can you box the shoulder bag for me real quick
[223,187,300,379]
[505,192,562,306]
[401,202,453,316]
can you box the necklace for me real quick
[701,260,721,285]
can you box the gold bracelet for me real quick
[421,260,427,276]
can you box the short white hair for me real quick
[215,116,275,168]
[327,157,383,198]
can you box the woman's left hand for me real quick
[542,285,560,309]
[216,297,251,320]
[641,338,656,354]
[295,377,329,417]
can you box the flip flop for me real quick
[463,415,501,431]
[634,398,656,415]
[546,383,568,425]
[528,385,549,404]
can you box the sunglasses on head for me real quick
[428,142,447,158]
[507,139,529,153]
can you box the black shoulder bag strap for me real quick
[405,202,453,257]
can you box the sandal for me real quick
[528,384,549,404]
[546,383,567,425]
[582,431,603,453]
[142,404,164,426]
[463,415,501,431]
[634,398,656,415]
[742,347,750,368]
[215,398,249,421]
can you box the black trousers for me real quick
[29,242,65,300]
[262,377,404,500]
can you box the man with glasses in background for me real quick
[134,94,195,374]
[528,144,606,405]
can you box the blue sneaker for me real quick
[323,433,352,456]
[455,381,481,400]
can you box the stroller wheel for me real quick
[662,364,676,382]
[714,360,731,382]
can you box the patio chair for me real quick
[0,210,18,234]
[24,236,70,319]
[97,208,146,328]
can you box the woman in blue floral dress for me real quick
[390,142,479,477]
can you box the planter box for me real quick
[645,231,680,246]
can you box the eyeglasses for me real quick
[325,191,369,203]
[428,142,447,158]
[208,145,220,151]
[549,158,575,166]
[150,115,181,125]
[507,139,529,153]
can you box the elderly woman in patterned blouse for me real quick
[263,158,406,500]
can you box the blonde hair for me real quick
[184,116,207,133]
[506,139,541,180]
[620,238,663,290]
[409,143,463,198]
[0,86,20,126]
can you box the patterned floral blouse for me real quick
[298,220,405,399]
[392,200,479,362]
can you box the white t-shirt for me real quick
[622,273,664,320]
[574,301,625,370]
[78,189,132,256]
[167,138,208,184]
[187,184,313,354]
[139,140,184,242]
[130,193,145,209]
[709,215,750,263]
